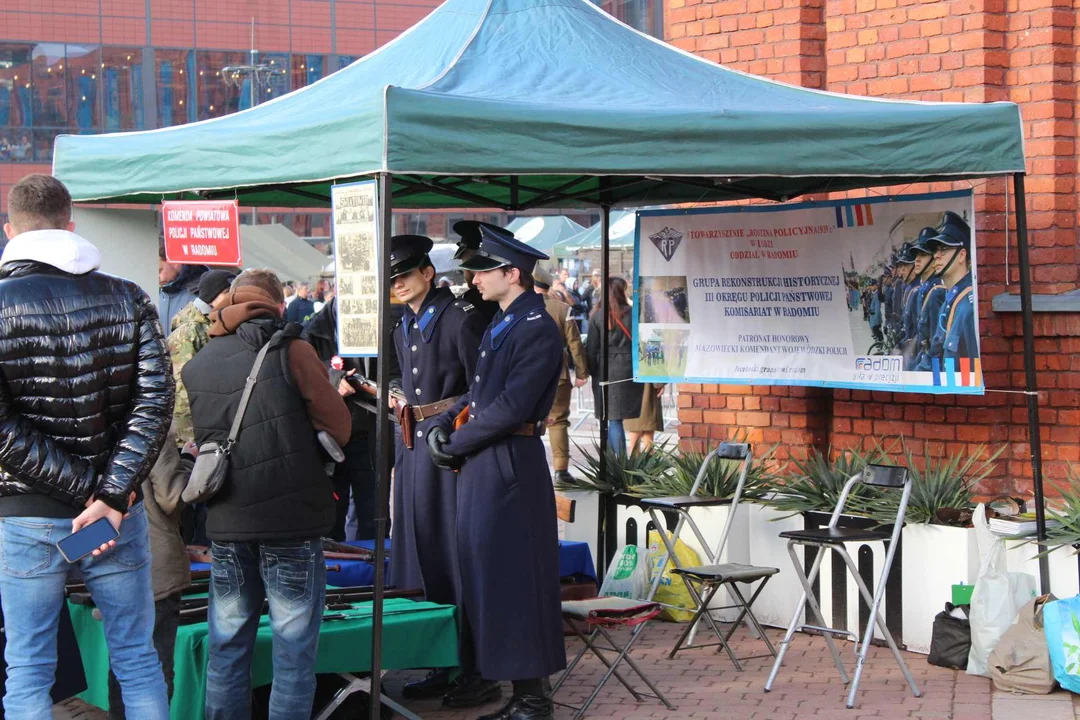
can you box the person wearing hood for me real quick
[0,174,174,719]
[166,269,236,449]
[158,245,207,335]
[181,269,350,720]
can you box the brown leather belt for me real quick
[411,395,462,422]
[512,422,546,438]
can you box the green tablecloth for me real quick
[69,598,458,720]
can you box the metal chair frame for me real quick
[641,442,778,668]
[763,465,923,709]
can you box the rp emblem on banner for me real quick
[649,227,684,261]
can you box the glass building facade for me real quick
[0,0,662,233]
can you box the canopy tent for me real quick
[552,210,636,256]
[53,0,1023,210]
[508,215,587,251]
[240,223,331,283]
[51,0,1044,712]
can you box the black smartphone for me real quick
[57,517,120,563]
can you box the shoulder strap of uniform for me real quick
[921,284,945,313]
[945,286,973,335]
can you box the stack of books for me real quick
[988,513,1060,537]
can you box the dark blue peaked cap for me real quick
[459,224,550,274]
[927,210,971,250]
[389,234,434,278]
[911,226,939,255]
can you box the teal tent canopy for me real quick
[53,0,1024,209]
[552,211,636,256]
[508,216,587,252]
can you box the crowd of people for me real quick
[0,173,670,720]
[0,134,33,161]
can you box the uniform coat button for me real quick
[411,345,417,351]
[415,388,422,396]
[481,351,486,357]
[416,430,423,438]
[412,368,418,375]
[474,375,480,382]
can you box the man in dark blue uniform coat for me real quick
[428,227,566,720]
[452,220,511,324]
[385,235,493,707]
[900,228,941,369]
[926,211,979,366]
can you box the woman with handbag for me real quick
[586,277,642,455]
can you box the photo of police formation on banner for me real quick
[849,210,979,371]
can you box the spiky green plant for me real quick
[866,441,1003,525]
[627,443,778,500]
[762,443,895,518]
[556,440,674,495]
[1034,465,1080,555]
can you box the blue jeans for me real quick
[607,419,626,456]
[205,539,326,720]
[0,503,168,720]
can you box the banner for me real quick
[633,190,981,394]
[161,200,241,266]
[332,180,380,357]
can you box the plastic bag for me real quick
[599,545,649,600]
[967,503,1038,676]
[991,594,1056,694]
[928,603,971,670]
[1042,595,1080,693]
[647,530,702,622]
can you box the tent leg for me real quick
[370,172,394,719]
[1013,172,1050,594]
[599,200,617,573]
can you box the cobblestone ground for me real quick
[54,395,1079,718]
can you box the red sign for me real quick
[162,200,242,266]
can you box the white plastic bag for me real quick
[599,544,649,600]
[967,503,1038,676]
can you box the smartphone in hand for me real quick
[57,517,119,563]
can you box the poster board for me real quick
[633,190,981,394]
[331,180,380,357]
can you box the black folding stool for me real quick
[639,442,779,668]
[763,464,922,709]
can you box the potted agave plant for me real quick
[1005,467,1080,601]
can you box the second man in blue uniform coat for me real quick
[385,234,494,707]
[428,226,567,720]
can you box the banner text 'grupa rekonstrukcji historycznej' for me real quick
[633,191,982,395]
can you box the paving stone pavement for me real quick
[56,621,1079,719]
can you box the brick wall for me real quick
[666,0,1078,495]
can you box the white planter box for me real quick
[1004,538,1079,598]
[559,490,602,571]
[745,503,806,629]
[901,524,978,654]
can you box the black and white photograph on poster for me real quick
[638,276,691,324]
[633,190,982,394]
[332,180,380,356]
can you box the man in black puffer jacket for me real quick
[0,174,173,720]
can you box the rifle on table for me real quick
[346,374,416,445]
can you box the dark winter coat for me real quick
[586,304,642,421]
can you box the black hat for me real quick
[389,234,434,279]
[895,242,916,265]
[910,226,938,255]
[532,265,553,289]
[452,221,514,260]
[926,211,971,251]
[198,269,235,305]
[460,225,549,274]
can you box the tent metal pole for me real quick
[599,195,616,574]
[370,171,394,718]
[1012,172,1050,593]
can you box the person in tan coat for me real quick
[533,266,589,483]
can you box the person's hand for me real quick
[183,441,199,457]
[574,376,588,388]
[338,369,357,397]
[426,427,460,471]
[655,384,666,397]
[72,499,124,556]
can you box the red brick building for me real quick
[667,0,1078,495]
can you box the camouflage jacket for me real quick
[166,302,211,447]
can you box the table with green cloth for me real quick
[69,597,458,720]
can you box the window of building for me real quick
[156,49,194,128]
[102,47,145,131]
[31,43,68,129]
[292,55,328,89]
[261,53,291,102]
[0,45,33,129]
[196,51,250,120]
[337,55,361,72]
[66,45,100,134]
[594,0,664,38]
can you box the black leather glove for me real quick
[426,427,460,470]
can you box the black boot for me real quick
[476,679,552,720]
[442,672,501,708]
[401,668,453,699]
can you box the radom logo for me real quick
[649,227,683,262]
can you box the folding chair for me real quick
[763,464,922,709]
[553,597,676,720]
[639,442,779,668]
